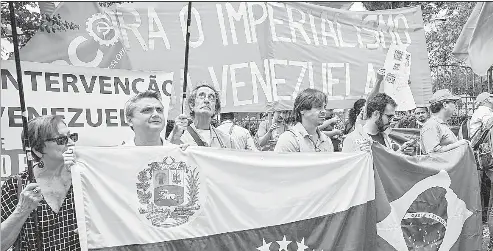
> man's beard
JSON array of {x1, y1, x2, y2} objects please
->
[{"x1": 376, "y1": 116, "x2": 389, "y2": 132}]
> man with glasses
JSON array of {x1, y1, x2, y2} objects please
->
[
  {"x1": 274, "y1": 88, "x2": 334, "y2": 152},
  {"x1": 343, "y1": 93, "x2": 399, "y2": 152},
  {"x1": 170, "y1": 84, "x2": 231, "y2": 148},
  {"x1": 420, "y1": 89, "x2": 469, "y2": 154}
]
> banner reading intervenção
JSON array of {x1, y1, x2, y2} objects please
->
[{"x1": 1, "y1": 60, "x2": 174, "y2": 181}]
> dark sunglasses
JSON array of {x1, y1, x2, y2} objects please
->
[{"x1": 45, "y1": 133, "x2": 78, "y2": 145}]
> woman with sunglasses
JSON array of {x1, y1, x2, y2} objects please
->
[{"x1": 1, "y1": 115, "x2": 80, "y2": 251}]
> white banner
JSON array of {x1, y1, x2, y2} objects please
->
[{"x1": 1, "y1": 60, "x2": 174, "y2": 179}]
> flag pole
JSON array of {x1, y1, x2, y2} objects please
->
[
  {"x1": 181, "y1": 2, "x2": 193, "y2": 114},
  {"x1": 8, "y1": 2, "x2": 42, "y2": 250}
]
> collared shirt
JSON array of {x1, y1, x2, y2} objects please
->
[
  {"x1": 342, "y1": 122, "x2": 393, "y2": 153},
  {"x1": 274, "y1": 122, "x2": 334, "y2": 152},
  {"x1": 178, "y1": 123, "x2": 232, "y2": 148},
  {"x1": 469, "y1": 106, "x2": 493, "y2": 138},
  {"x1": 420, "y1": 115, "x2": 458, "y2": 154},
  {"x1": 216, "y1": 120, "x2": 258, "y2": 151},
  {"x1": 122, "y1": 137, "x2": 169, "y2": 146}
]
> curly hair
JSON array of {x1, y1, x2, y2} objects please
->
[
  {"x1": 366, "y1": 93, "x2": 397, "y2": 118},
  {"x1": 344, "y1": 99, "x2": 366, "y2": 134},
  {"x1": 188, "y1": 84, "x2": 221, "y2": 118},
  {"x1": 293, "y1": 88, "x2": 327, "y2": 123}
]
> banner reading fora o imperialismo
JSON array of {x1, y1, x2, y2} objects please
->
[
  {"x1": 1, "y1": 60, "x2": 174, "y2": 180},
  {"x1": 20, "y1": 2, "x2": 433, "y2": 117}
]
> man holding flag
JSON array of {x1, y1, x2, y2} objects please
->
[{"x1": 170, "y1": 84, "x2": 231, "y2": 148}]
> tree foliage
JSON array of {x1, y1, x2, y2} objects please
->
[
  {"x1": 364, "y1": 2, "x2": 483, "y2": 94},
  {"x1": 1, "y1": 2, "x2": 79, "y2": 48}
]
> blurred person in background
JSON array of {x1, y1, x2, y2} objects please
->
[
  {"x1": 256, "y1": 110, "x2": 289, "y2": 151},
  {"x1": 217, "y1": 112, "x2": 258, "y2": 151}
]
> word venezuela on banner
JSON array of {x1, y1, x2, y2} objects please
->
[
  {"x1": 72, "y1": 147, "x2": 377, "y2": 250},
  {"x1": 106, "y1": 2, "x2": 433, "y2": 116},
  {"x1": 0, "y1": 60, "x2": 174, "y2": 181},
  {"x1": 372, "y1": 143, "x2": 481, "y2": 250},
  {"x1": 21, "y1": 2, "x2": 433, "y2": 117}
]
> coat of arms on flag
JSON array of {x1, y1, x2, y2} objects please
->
[{"x1": 136, "y1": 156, "x2": 201, "y2": 228}]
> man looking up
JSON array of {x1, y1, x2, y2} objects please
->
[{"x1": 170, "y1": 84, "x2": 231, "y2": 148}]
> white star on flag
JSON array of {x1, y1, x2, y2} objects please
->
[
  {"x1": 296, "y1": 238, "x2": 309, "y2": 250},
  {"x1": 278, "y1": 236, "x2": 291, "y2": 250},
  {"x1": 257, "y1": 238, "x2": 271, "y2": 251}
]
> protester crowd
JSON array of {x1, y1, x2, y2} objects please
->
[{"x1": 3, "y1": 68, "x2": 493, "y2": 250}]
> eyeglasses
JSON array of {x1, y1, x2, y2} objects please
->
[{"x1": 45, "y1": 133, "x2": 78, "y2": 145}]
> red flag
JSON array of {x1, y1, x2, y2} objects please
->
[{"x1": 19, "y1": 2, "x2": 131, "y2": 69}]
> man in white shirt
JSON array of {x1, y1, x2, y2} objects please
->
[
  {"x1": 170, "y1": 84, "x2": 231, "y2": 148},
  {"x1": 217, "y1": 112, "x2": 258, "y2": 151},
  {"x1": 122, "y1": 90, "x2": 169, "y2": 146}
]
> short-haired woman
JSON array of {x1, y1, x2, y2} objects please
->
[{"x1": 1, "y1": 115, "x2": 79, "y2": 251}]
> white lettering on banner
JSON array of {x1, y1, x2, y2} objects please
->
[
  {"x1": 148, "y1": 6, "x2": 170, "y2": 50},
  {"x1": 394, "y1": 14, "x2": 412, "y2": 45},
  {"x1": 180, "y1": 6, "x2": 204, "y2": 48},
  {"x1": 216, "y1": 4, "x2": 228, "y2": 46},
  {"x1": 267, "y1": 2, "x2": 291, "y2": 43},
  {"x1": 321, "y1": 18, "x2": 339, "y2": 47},
  {"x1": 289, "y1": 61, "x2": 308, "y2": 99},
  {"x1": 378, "y1": 14, "x2": 395, "y2": 48},
  {"x1": 345, "y1": 63, "x2": 351, "y2": 95},
  {"x1": 286, "y1": 6, "x2": 310, "y2": 44},
  {"x1": 68, "y1": 36, "x2": 104, "y2": 67},
  {"x1": 230, "y1": 63, "x2": 252, "y2": 106},
  {"x1": 353, "y1": 25, "x2": 364, "y2": 48},
  {"x1": 363, "y1": 27, "x2": 381, "y2": 49},
  {"x1": 250, "y1": 61, "x2": 272, "y2": 103},
  {"x1": 337, "y1": 22, "x2": 356, "y2": 48},
  {"x1": 246, "y1": 3, "x2": 267, "y2": 44},
  {"x1": 269, "y1": 59, "x2": 289, "y2": 101},
  {"x1": 208, "y1": 65, "x2": 229, "y2": 107},
  {"x1": 325, "y1": 63, "x2": 344, "y2": 96},
  {"x1": 308, "y1": 13, "x2": 319, "y2": 46},
  {"x1": 225, "y1": 2, "x2": 252, "y2": 45},
  {"x1": 308, "y1": 62, "x2": 315, "y2": 89},
  {"x1": 116, "y1": 6, "x2": 148, "y2": 51},
  {"x1": 109, "y1": 47, "x2": 126, "y2": 69}
]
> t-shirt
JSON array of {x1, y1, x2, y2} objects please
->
[
  {"x1": 368, "y1": 132, "x2": 387, "y2": 147},
  {"x1": 196, "y1": 129, "x2": 212, "y2": 145}
]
